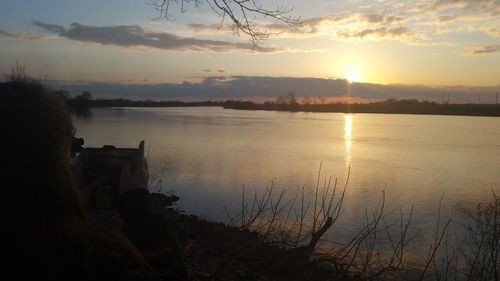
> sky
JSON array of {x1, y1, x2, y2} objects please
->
[{"x1": 0, "y1": 0, "x2": 499, "y2": 101}]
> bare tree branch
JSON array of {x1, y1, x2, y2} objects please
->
[{"x1": 150, "y1": 0, "x2": 300, "y2": 45}]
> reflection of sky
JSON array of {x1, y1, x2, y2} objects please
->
[
  {"x1": 73, "y1": 108, "x2": 500, "y2": 245},
  {"x1": 344, "y1": 114, "x2": 352, "y2": 166}
]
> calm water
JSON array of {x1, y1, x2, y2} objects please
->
[{"x1": 73, "y1": 107, "x2": 500, "y2": 240}]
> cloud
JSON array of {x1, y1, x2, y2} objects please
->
[
  {"x1": 434, "y1": 10, "x2": 497, "y2": 24},
  {"x1": 187, "y1": 11, "x2": 405, "y2": 38},
  {"x1": 201, "y1": 68, "x2": 228, "y2": 73},
  {"x1": 338, "y1": 27, "x2": 412, "y2": 40},
  {"x1": 481, "y1": 26, "x2": 500, "y2": 37},
  {"x1": 31, "y1": 21, "x2": 281, "y2": 53},
  {"x1": 186, "y1": 14, "x2": 349, "y2": 36},
  {"x1": 430, "y1": 0, "x2": 500, "y2": 24},
  {"x1": 0, "y1": 29, "x2": 20, "y2": 38},
  {"x1": 0, "y1": 29, "x2": 45, "y2": 40},
  {"x1": 52, "y1": 76, "x2": 500, "y2": 103},
  {"x1": 362, "y1": 13, "x2": 404, "y2": 24},
  {"x1": 187, "y1": 23, "x2": 222, "y2": 32},
  {"x1": 458, "y1": 25, "x2": 500, "y2": 38},
  {"x1": 471, "y1": 45, "x2": 500, "y2": 54},
  {"x1": 434, "y1": 0, "x2": 499, "y2": 10},
  {"x1": 31, "y1": 21, "x2": 66, "y2": 34},
  {"x1": 435, "y1": 15, "x2": 457, "y2": 23},
  {"x1": 184, "y1": 1, "x2": 496, "y2": 48}
]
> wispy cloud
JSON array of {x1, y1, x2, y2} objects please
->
[
  {"x1": 0, "y1": 29, "x2": 20, "y2": 38},
  {"x1": 337, "y1": 27, "x2": 412, "y2": 40},
  {"x1": 201, "y1": 68, "x2": 227, "y2": 73},
  {"x1": 479, "y1": 26, "x2": 500, "y2": 37},
  {"x1": 471, "y1": 45, "x2": 500, "y2": 55},
  {"x1": 433, "y1": 0, "x2": 499, "y2": 11},
  {"x1": 428, "y1": 0, "x2": 500, "y2": 25},
  {"x1": 0, "y1": 29, "x2": 45, "y2": 40},
  {"x1": 362, "y1": 13, "x2": 404, "y2": 24},
  {"x1": 187, "y1": 11, "x2": 405, "y2": 38},
  {"x1": 31, "y1": 21, "x2": 281, "y2": 53},
  {"x1": 183, "y1": 0, "x2": 498, "y2": 47}
]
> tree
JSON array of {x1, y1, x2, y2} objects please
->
[
  {"x1": 73, "y1": 91, "x2": 93, "y2": 101},
  {"x1": 81, "y1": 90, "x2": 92, "y2": 101},
  {"x1": 71, "y1": 90, "x2": 93, "y2": 109},
  {"x1": 276, "y1": 91, "x2": 298, "y2": 105},
  {"x1": 150, "y1": 0, "x2": 300, "y2": 44},
  {"x1": 318, "y1": 96, "x2": 326, "y2": 105},
  {"x1": 53, "y1": 90, "x2": 70, "y2": 100}
]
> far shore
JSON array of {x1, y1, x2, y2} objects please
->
[
  {"x1": 222, "y1": 100, "x2": 500, "y2": 117},
  {"x1": 67, "y1": 97, "x2": 500, "y2": 117}
]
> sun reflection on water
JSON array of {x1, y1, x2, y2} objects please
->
[{"x1": 344, "y1": 114, "x2": 353, "y2": 166}]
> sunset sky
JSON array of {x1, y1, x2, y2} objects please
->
[{"x1": 0, "y1": 0, "x2": 499, "y2": 101}]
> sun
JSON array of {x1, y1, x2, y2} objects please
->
[{"x1": 343, "y1": 66, "x2": 362, "y2": 83}]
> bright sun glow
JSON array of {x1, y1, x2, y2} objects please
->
[{"x1": 343, "y1": 67, "x2": 362, "y2": 83}]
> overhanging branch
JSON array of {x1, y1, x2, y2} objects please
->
[{"x1": 150, "y1": 0, "x2": 301, "y2": 45}]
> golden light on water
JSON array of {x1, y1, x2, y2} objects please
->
[
  {"x1": 344, "y1": 114, "x2": 352, "y2": 137},
  {"x1": 344, "y1": 114, "x2": 353, "y2": 166}
]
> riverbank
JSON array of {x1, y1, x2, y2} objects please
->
[
  {"x1": 90, "y1": 193, "x2": 353, "y2": 280},
  {"x1": 149, "y1": 191, "x2": 499, "y2": 281},
  {"x1": 90, "y1": 189, "x2": 499, "y2": 281},
  {"x1": 148, "y1": 193, "x2": 354, "y2": 281}
]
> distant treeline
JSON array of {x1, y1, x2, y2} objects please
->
[
  {"x1": 70, "y1": 98, "x2": 223, "y2": 108},
  {"x1": 56, "y1": 90, "x2": 223, "y2": 110},
  {"x1": 59, "y1": 90, "x2": 500, "y2": 117},
  {"x1": 223, "y1": 98, "x2": 500, "y2": 117}
]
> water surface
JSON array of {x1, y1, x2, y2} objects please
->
[{"x1": 74, "y1": 107, "x2": 500, "y2": 239}]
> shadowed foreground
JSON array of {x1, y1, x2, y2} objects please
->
[
  {"x1": 144, "y1": 193, "x2": 352, "y2": 281},
  {"x1": 163, "y1": 210, "x2": 350, "y2": 280},
  {"x1": 92, "y1": 188, "x2": 500, "y2": 281}
]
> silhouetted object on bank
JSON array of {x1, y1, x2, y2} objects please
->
[
  {"x1": 0, "y1": 80, "x2": 181, "y2": 280},
  {"x1": 71, "y1": 90, "x2": 93, "y2": 110}
]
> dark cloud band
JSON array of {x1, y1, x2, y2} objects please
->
[
  {"x1": 31, "y1": 21, "x2": 280, "y2": 53},
  {"x1": 53, "y1": 76, "x2": 500, "y2": 102}
]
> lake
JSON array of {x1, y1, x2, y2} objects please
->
[{"x1": 73, "y1": 107, "x2": 500, "y2": 242}]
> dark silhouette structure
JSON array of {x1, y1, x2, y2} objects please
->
[{"x1": 0, "y1": 80, "x2": 179, "y2": 280}]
